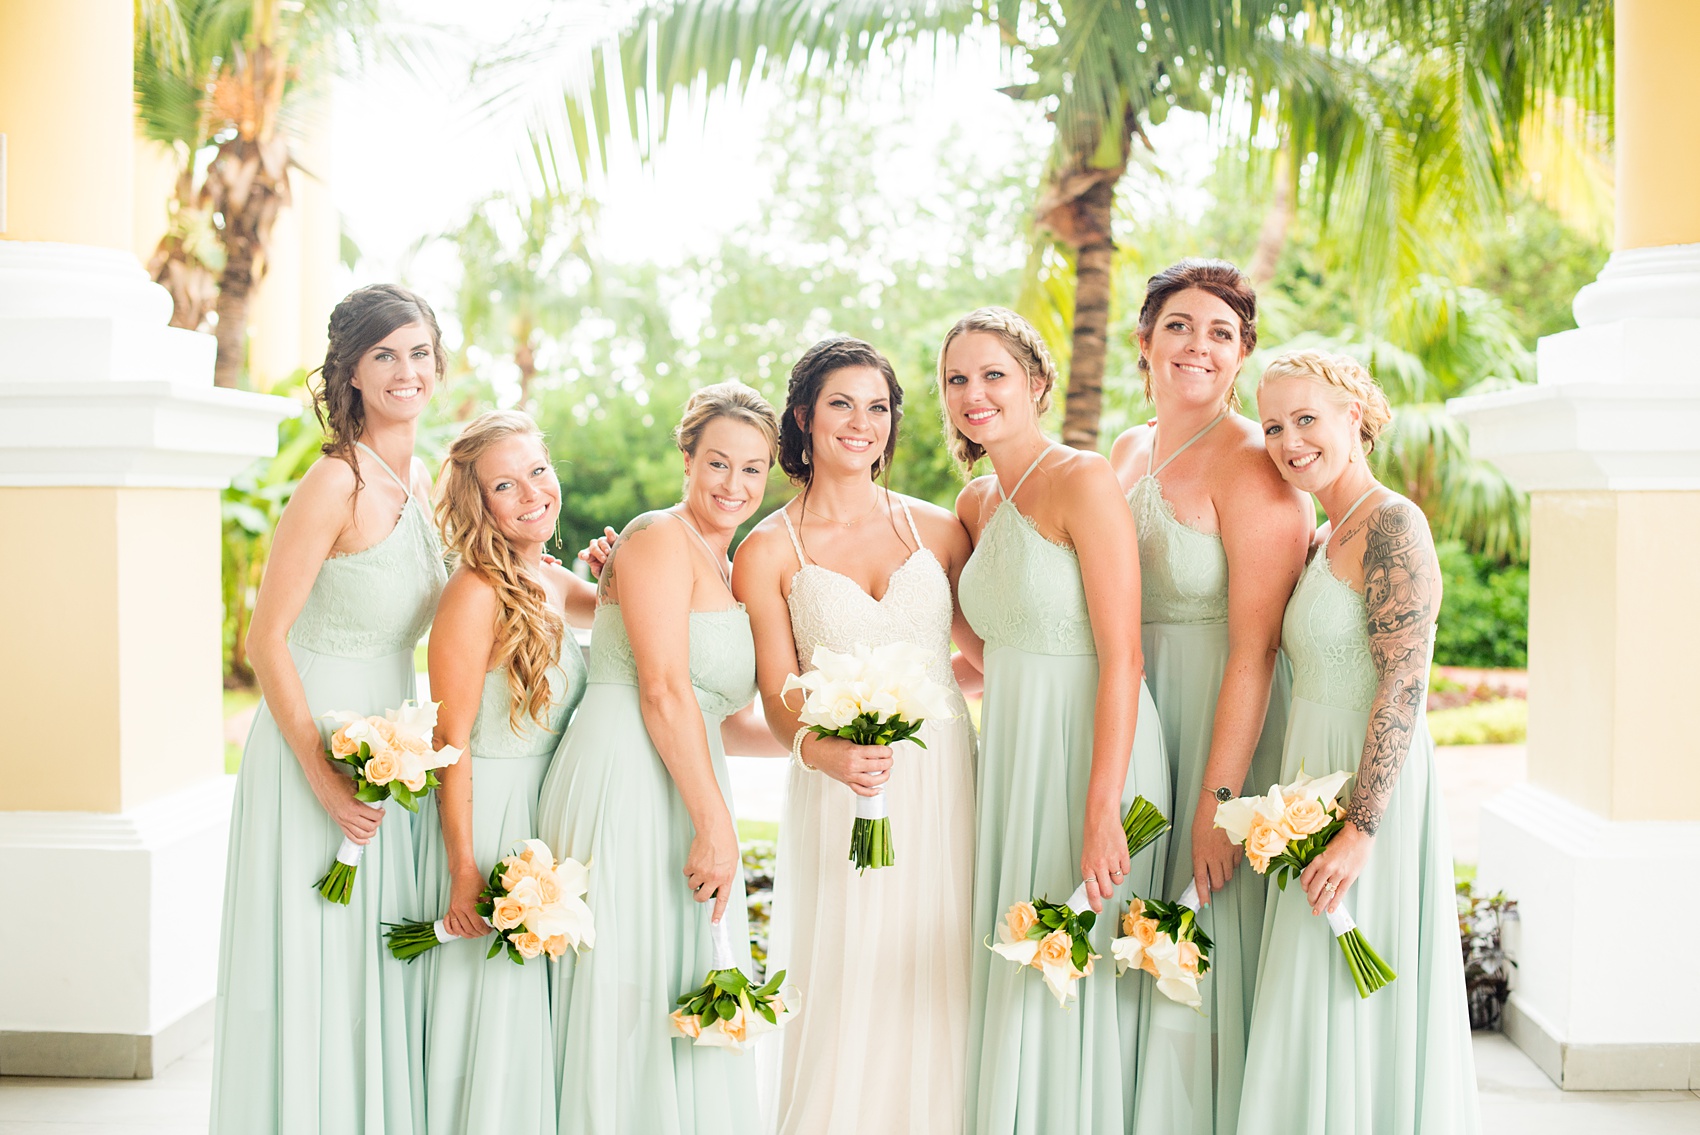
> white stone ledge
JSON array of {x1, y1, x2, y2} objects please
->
[{"x1": 1573, "y1": 242, "x2": 1700, "y2": 326}]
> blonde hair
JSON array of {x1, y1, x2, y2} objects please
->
[
  {"x1": 674, "y1": 381, "x2": 780, "y2": 461},
  {"x1": 935, "y1": 307, "x2": 1060, "y2": 473},
  {"x1": 435, "y1": 410, "x2": 565, "y2": 733},
  {"x1": 1257, "y1": 348, "x2": 1393, "y2": 454}
]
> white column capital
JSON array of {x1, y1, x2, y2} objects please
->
[{"x1": 1572, "y1": 243, "x2": 1700, "y2": 326}]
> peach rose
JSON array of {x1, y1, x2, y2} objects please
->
[
  {"x1": 363, "y1": 750, "x2": 399, "y2": 786},
  {"x1": 499, "y1": 856, "x2": 532, "y2": 891},
  {"x1": 535, "y1": 872, "x2": 562, "y2": 905},
  {"x1": 490, "y1": 894, "x2": 528, "y2": 931},
  {"x1": 510, "y1": 931, "x2": 544, "y2": 959},
  {"x1": 1176, "y1": 939, "x2": 1202, "y2": 975},
  {"x1": 1006, "y1": 901, "x2": 1039, "y2": 943},
  {"x1": 544, "y1": 934, "x2": 568, "y2": 958},
  {"x1": 1281, "y1": 797, "x2": 1330, "y2": 839},
  {"x1": 330, "y1": 727, "x2": 360, "y2": 759},
  {"x1": 1121, "y1": 899, "x2": 1146, "y2": 934},
  {"x1": 717, "y1": 1007, "x2": 749, "y2": 1046},
  {"x1": 1244, "y1": 814, "x2": 1288, "y2": 873},
  {"x1": 1034, "y1": 929, "x2": 1073, "y2": 972},
  {"x1": 670, "y1": 1008, "x2": 702, "y2": 1039}
]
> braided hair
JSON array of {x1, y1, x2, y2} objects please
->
[
  {"x1": 935, "y1": 307, "x2": 1060, "y2": 474},
  {"x1": 310, "y1": 284, "x2": 446, "y2": 492},
  {"x1": 1257, "y1": 348, "x2": 1394, "y2": 454}
]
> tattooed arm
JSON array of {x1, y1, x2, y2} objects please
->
[{"x1": 1301, "y1": 497, "x2": 1440, "y2": 913}]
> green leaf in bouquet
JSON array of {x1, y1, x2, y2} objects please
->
[
  {"x1": 354, "y1": 782, "x2": 387, "y2": 804},
  {"x1": 1070, "y1": 938, "x2": 1092, "y2": 971},
  {"x1": 756, "y1": 1000, "x2": 778, "y2": 1025},
  {"x1": 754, "y1": 968, "x2": 785, "y2": 997},
  {"x1": 486, "y1": 938, "x2": 504, "y2": 960},
  {"x1": 716, "y1": 996, "x2": 738, "y2": 1021},
  {"x1": 1077, "y1": 910, "x2": 1096, "y2": 933},
  {"x1": 715, "y1": 968, "x2": 749, "y2": 994}
]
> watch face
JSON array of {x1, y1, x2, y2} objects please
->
[{"x1": 1215, "y1": 787, "x2": 1233, "y2": 802}]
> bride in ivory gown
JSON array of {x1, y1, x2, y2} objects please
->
[{"x1": 733, "y1": 336, "x2": 980, "y2": 1135}]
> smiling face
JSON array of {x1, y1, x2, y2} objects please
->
[
  {"x1": 350, "y1": 322, "x2": 437, "y2": 424},
  {"x1": 1138, "y1": 287, "x2": 1247, "y2": 410},
  {"x1": 1257, "y1": 375, "x2": 1364, "y2": 493},
  {"x1": 475, "y1": 432, "x2": 560, "y2": 549},
  {"x1": 941, "y1": 331, "x2": 1041, "y2": 449},
  {"x1": 682, "y1": 415, "x2": 773, "y2": 534},
  {"x1": 804, "y1": 365, "x2": 894, "y2": 477}
]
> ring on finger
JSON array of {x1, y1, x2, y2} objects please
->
[{"x1": 1322, "y1": 881, "x2": 1337, "y2": 893}]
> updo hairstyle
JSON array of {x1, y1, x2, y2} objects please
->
[
  {"x1": 674, "y1": 381, "x2": 781, "y2": 463},
  {"x1": 1257, "y1": 348, "x2": 1394, "y2": 454},
  {"x1": 1135, "y1": 258, "x2": 1258, "y2": 411},
  {"x1": 310, "y1": 283, "x2": 446, "y2": 491},
  {"x1": 778, "y1": 336, "x2": 903, "y2": 485},
  {"x1": 935, "y1": 307, "x2": 1060, "y2": 473}
]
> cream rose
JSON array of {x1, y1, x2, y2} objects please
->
[
  {"x1": 490, "y1": 894, "x2": 528, "y2": 931},
  {"x1": 1006, "y1": 901, "x2": 1039, "y2": 942},
  {"x1": 1281, "y1": 797, "x2": 1330, "y2": 839},
  {"x1": 499, "y1": 856, "x2": 533, "y2": 891},
  {"x1": 363, "y1": 750, "x2": 399, "y2": 786},
  {"x1": 670, "y1": 1008, "x2": 702, "y2": 1039},
  {"x1": 330, "y1": 727, "x2": 361, "y2": 759},
  {"x1": 544, "y1": 934, "x2": 568, "y2": 958},
  {"x1": 1176, "y1": 939, "x2": 1202, "y2": 975},
  {"x1": 1034, "y1": 928, "x2": 1073, "y2": 972},
  {"x1": 1244, "y1": 814, "x2": 1289, "y2": 873},
  {"x1": 510, "y1": 931, "x2": 544, "y2": 959}
]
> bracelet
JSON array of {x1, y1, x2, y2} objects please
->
[{"x1": 790, "y1": 727, "x2": 816, "y2": 773}]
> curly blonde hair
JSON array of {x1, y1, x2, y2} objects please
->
[
  {"x1": 435, "y1": 411, "x2": 565, "y2": 733},
  {"x1": 1257, "y1": 348, "x2": 1393, "y2": 455},
  {"x1": 935, "y1": 307, "x2": 1060, "y2": 473}
]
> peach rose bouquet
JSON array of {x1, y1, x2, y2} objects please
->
[
  {"x1": 384, "y1": 838, "x2": 594, "y2": 964},
  {"x1": 1111, "y1": 883, "x2": 1213, "y2": 1008},
  {"x1": 668, "y1": 916, "x2": 798, "y2": 1052},
  {"x1": 315, "y1": 702, "x2": 462, "y2": 904},
  {"x1": 1213, "y1": 770, "x2": 1397, "y2": 997},
  {"x1": 986, "y1": 796, "x2": 1172, "y2": 1007},
  {"x1": 781, "y1": 641, "x2": 958, "y2": 872}
]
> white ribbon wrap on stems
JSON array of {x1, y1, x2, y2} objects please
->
[
  {"x1": 1065, "y1": 882, "x2": 1091, "y2": 912},
  {"x1": 432, "y1": 919, "x2": 455, "y2": 945},
  {"x1": 334, "y1": 838, "x2": 364, "y2": 867},
  {"x1": 1325, "y1": 903, "x2": 1357, "y2": 936},
  {"x1": 709, "y1": 916, "x2": 736, "y2": 971},
  {"x1": 853, "y1": 788, "x2": 888, "y2": 821},
  {"x1": 1177, "y1": 881, "x2": 1201, "y2": 912}
]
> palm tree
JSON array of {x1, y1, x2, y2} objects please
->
[
  {"x1": 134, "y1": 0, "x2": 399, "y2": 388},
  {"x1": 512, "y1": 0, "x2": 1611, "y2": 450}
]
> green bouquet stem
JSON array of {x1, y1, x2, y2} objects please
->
[
  {"x1": 384, "y1": 918, "x2": 458, "y2": 962},
  {"x1": 1122, "y1": 796, "x2": 1170, "y2": 858},
  {"x1": 1325, "y1": 905, "x2": 1397, "y2": 998},
  {"x1": 313, "y1": 837, "x2": 365, "y2": 904},
  {"x1": 849, "y1": 790, "x2": 893, "y2": 873}
]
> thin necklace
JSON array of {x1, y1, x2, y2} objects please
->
[{"x1": 804, "y1": 487, "x2": 885, "y2": 528}]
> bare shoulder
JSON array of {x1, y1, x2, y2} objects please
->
[
  {"x1": 437, "y1": 563, "x2": 499, "y2": 620},
  {"x1": 617, "y1": 509, "x2": 686, "y2": 550},
  {"x1": 1218, "y1": 418, "x2": 1307, "y2": 509},
  {"x1": 899, "y1": 493, "x2": 972, "y2": 557},
  {"x1": 1364, "y1": 494, "x2": 1435, "y2": 550},
  {"x1": 955, "y1": 475, "x2": 998, "y2": 527},
  {"x1": 1050, "y1": 445, "x2": 1120, "y2": 496},
  {"x1": 1108, "y1": 420, "x2": 1156, "y2": 469},
  {"x1": 732, "y1": 511, "x2": 792, "y2": 571},
  {"x1": 287, "y1": 452, "x2": 361, "y2": 525}
]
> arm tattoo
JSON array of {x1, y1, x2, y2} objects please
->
[
  {"x1": 595, "y1": 513, "x2": 663, "y2": 602},
  {"x1": 1346, "y1": 501, "x2": 1437, "y2": 836}
]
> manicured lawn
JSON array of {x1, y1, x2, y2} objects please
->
[{"x1": 1428, "y1": 698, "x2": 1527, "y2": 746}]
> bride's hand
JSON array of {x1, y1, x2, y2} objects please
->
[{"x1": 801, "y1": 735, "x2": 892, "y2": 797}]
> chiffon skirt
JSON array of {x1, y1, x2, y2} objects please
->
[
  {"x1": 769, "y1": 702, "x2": 976, "y2": 1135},
  {"x1": 964, "y1": 647, "x2": 1170, "y2": 1135},
  {"x1": 537, "y1": 682, "x2": 758, "y2": 1135},
  {"x1": 416, "y1": 753, "x2": 555, "y2": 1135},
  {"x1": 1237, "y1": 699, "x2": 1478, "y2": 1135},
  {"x1": 1133, "y1": 623, "x2": 1290, "y2": 1135},
  {"x1": 210, "y1": 643, "x2": 425, "y2": 1135}
]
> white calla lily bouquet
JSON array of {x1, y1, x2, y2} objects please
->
[
  {"x1": 316, "y1": 701, "x2": 461, "y2": 903},
  {"x1": 781, "y1": 642, "x2": 957, "y2": 872}
]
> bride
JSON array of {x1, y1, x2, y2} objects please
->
[{"x1": 733, "y1": 336, "x2": 981, "y2": 1135}]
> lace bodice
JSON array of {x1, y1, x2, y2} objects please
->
[
  {"x1": 289, "y1": 491, "x2": 446, "y2": 659},
  {"x1": 469, "y1": 644, "x2": 588, "y2": 761},
  {"x1": 959, "y1": 502, "x2": 1095, "y2": 657},
  {"x1": 1282, "y1": 553, "x2": 1378, "y2": 711},
  {"x1": 781, "y1": 504, "x2": 960, "y2": 693},
  {"x1": 585, "y1": 603, "x2": 757, "y2": 720},
  {"x1": 1128, "y1": 477, "x2": 1229, "y2": 626}
]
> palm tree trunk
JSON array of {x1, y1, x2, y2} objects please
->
[
  {"x1": 1062, "y1": 178, "x2": 1115, "y2": 450},
  {"x1": 213, "y1": 234, "x2": 258, "y2": 389}
]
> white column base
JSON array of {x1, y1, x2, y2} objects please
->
[
  {"x1": 0, "y1": 776, "x2": 234, "y2": 1078},
  {"x1": 1477, "y1": 783, "x2": 1700, "y2": 1090}
]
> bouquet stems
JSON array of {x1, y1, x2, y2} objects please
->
[
  {"x1": 1123, "y1": 796, "x2": 1170, "y2": 858},
  {"x1": 1325, "y1": 905, "x2": 1397, "y2": 998},
  {"x1": 848, "y1": 791, "x2": 893, "y2": 872},
  {"x1": 384, "y1": 918, "x2": 457, "y2": 962},
  {"x1": 313, "y1": 837, "x2": 364, "y2": 905}
]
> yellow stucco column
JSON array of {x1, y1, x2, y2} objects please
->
[{"x1": 1448, "y1": 0, "x2": 1700, "y2": 1092}]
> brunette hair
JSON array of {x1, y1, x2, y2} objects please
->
[
  {"x1": 310, "y1": 284, "x2": 446, "y2": 491},
  {"x1": 675, "y1": 382, "x2": 780, "y2": 461},
  {"x1": 1135, "y1": 259, "x2": 1258, "y2": 410},
  {"x1": 1257, "y1": 348, "x2": 1394, "y2": 454},
  {"x1": 435, "y1": 411, "x2": 563, "y2": 732},
  {"x1": 778, "y1": 336, "x2": 903, "y2": 485},
  {"x1": 935, "y1": 307, "x2": 1060, "y2": 474}
]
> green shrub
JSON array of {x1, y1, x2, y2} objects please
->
[
  {"x1": 1434, "y1": 541, "x2": 1528, "y2": 669},
  {"x1": 1428, "y1": 698, "x2": 1528, "y2": 745}
]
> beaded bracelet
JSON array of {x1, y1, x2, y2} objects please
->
[{"x1": 790, "y1": 727, "x2": 816, "y2": 773}]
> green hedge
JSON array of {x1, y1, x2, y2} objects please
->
[{"x1": 1434, "y1": 542, "x2": 1528, "y2": 669}]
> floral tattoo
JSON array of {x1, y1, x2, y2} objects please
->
[{"x1": 1346, "y1": 500, "x2": 1437, "y2": 836}]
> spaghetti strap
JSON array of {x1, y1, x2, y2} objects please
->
[
  {"x1": 897, "y1": 496, "x2": 924, "y2": 548},
  {"x1": 779, "y1": 507, "x2": 809, "y2": 568},
  {"x1": 671, "y1": 512, "x2": 734, "y2": 596},
  {"x1": 1150, "y1": 411, "x2": 1228, "y2": 478},
  {"x1": 1336, "y1": 485, "x2": 1380, "y2": 530},
  {"x1": 356, "y1": 442, "x2": 414, "y2": 496},
  {"x1": 1000, "y1": 444, "x2": 1055, "y2": 502}
]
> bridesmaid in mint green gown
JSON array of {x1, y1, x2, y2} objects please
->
[
  {"x1": 941, "y1": 309, "x2": 1170, "y2": 1135},
  {"x1": 211, "y1": 286, "x2": 448, "y2": 1135},
  {"x1": 537, "y1": 383, "x2": 782, "y2": 1135},
  {"x1": 416, "y1": 412, "x2": 597, "y2": 1135},
  {"x1": 1240, "y1": 349, "x2": 1478, "y2": 1134},
  {"x1": 1109, "y1": 261, "x2": 1311, "y2": 1135}
]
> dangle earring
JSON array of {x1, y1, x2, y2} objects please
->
[{"x1": 802, "y1": 444, "x2": 811, "y2": 466}]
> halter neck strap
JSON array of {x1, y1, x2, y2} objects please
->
[
  {"x1": 779, "y1": 506, "x2": 808, "y2": 568},
  {"x1": 1148, "y1": 411, "x2": 1228, "y2": 478},
  {"x1": 673, "y1": 512, "x2": 733, "y2": 596},
  {"x1": 356, "y1": 442, "x2": 413, "y2": 496},
  {"x1": 1336, "y1": 485, "x2": 1380, "y2": 530},
  {"x1": 999, "y1": 444, "x2": 1055, "y2": 502}
]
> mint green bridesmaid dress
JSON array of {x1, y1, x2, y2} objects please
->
[
  {"x1": 1127, "y1": 415, "x2": 1290, "y2": 1135},
  {"x1": 1237, "y1": 495, "x2": 1478, "y2": 1135},
  {"x1": 958, "y1": 448, "x2": 1170, "y2": 1135},
  {"x1": 211, "y1": 444, "x2": 446, "y2": 1135},
  {"x1": 537, "y1": 599, "x2": 759, "y2": 1135},
  {"x1": 416, "y1": 646, "x2": 588, "y2": 1135}
]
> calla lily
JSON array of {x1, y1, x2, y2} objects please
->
[
  {"x1": 1040, "y1": 962, "x2": 1085, "y2": 1006},
  {"x1": 1285, "y1": 768, "x2": 1351, "y2": 808},
  {"x1": 991, "y1": 936, "x2": 1040, "y2": 968}
]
